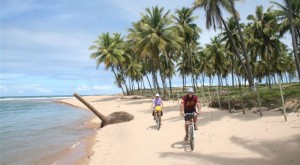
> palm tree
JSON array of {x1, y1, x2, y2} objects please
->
[
  {"x1": 177, "y1": 54, "x2": 190, "y2": 91},
  {"x1": 220, "y1": 17, "x2": 245, "y2": 87},
  {"x1": 193, "y1": 0, "x2": 255, "y2": 91},
  {"x1": 247, "y1": 5, "x2": 283, "y2": 88},
  {"x1": 159, "y1": 53, "x2": 176, "y2": 98},
  {"x1": 114, "y1": 73, "x2": 126, "y2": 95},
  {"x1": 128, "y1": 6, "x2": 182, "y2": 94},
  {"x1": 123, "y1": 56, "x2": 143, "y2": 94},
  {"x1": 173, "y1": 7, "x2": 201, "y2": 91},
  {"x1": 205, "y1": 36, "x2": 228, "y2": 109},
  {"x1": 271, "y1": 0, "x2": 300, "y2": 81},
  {"x1": 89, "y1": 32, "x2": 126, "y2": 93}
]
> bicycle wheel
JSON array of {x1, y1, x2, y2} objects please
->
[
  {"x1": 189, "y1": 126, "x2": 194, "y2": 150},
  {"x1": 155, "y1": 114, "x2": 160, "y2": 130}
]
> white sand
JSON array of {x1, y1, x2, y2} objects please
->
[{"x1": 60, "y1": 95, "x2": 300, "y2": 165}]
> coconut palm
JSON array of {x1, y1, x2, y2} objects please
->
[
  {"x1": 193, "y1": 0, "x2": 255, "y2": 91},
  {"x1": 173, "y1": 7, "x2": 201, "y2": 91},
  {"x1": 219, "y1": 17, "x2": 245, "y2": 87},
  {"x1": 271, "y1": 0, "x2": 300, "y2": 81},
  {"x1": 247, "y1": 5, "x2": 283, "y2": 88},
  {"x1": 114, "y1": 73, "x2": 126, "y2": 95},
  {"x1": 205, "y1": 36, "x2": 229, "y2": 109},
  {"x1": 128, "y1": 6, "x2": 182, "y2": 94},
  {"x1": 123, "y1": 55, "x2": 143, "y2": 94},
  {"x1": 89, "y1": 32, "x2": 126, "y2": 93},
  {"x1": 177, "y1": 53, "x2": 190, "y2": 91},
  {"x1": 159, "y1": 53, "x2": 176, "y2": 98}
]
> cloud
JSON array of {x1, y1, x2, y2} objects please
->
[
  {"x1": 1, "y1": 27, "x2": 93, "y2": 49},
  {"x1": 0, "y1": 73, "x2": 26, "y2": 80},
  {"x1": 0, "y1": 86, "x2": 8, "y2": 94},
  {"x1": 93, "y1": 85, "x2": 112, "y2": 90},
  {"x1": 0, "y1": 0, "x2": 42, "y2": 18},
  {"x1": 103, "y1": 0, "x2": 194, "y2": 22},
  {"x1": 76, "y1": 84, "x2": 90, "y2": 91},
  {"x1": 0, "y1": 83, "x2": 52, "y2": 96},
  {"x1": 76, "y1": 84, "x2": 113, "y2": 92},
  {"x1": 28, "y1": 84, "x2": 52, "y2": 93}
]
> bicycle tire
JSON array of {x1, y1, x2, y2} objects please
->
[
  {"x1": 190, "y1": 126, "x2": 194, "y2": 150},
  {"x1": 156, "y1": 114, "x2": 160, "y2": 130},
  {"x1": 158, "y1": 116, "x2": 161, "y2": 130}
]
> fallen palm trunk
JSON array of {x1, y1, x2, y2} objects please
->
[{"x1": 73, "y1": 93, "x2": 134, "y2": 128}]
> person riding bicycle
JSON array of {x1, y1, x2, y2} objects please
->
[
  {"x1": 151, "y1": 93, "x2": 164, "y2": 123},
  {"x1": 180, "y1": 87, "x2": 201, "y2": 141}
]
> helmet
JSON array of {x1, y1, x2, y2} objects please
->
[
  {"x1": 187, "y1": 87, "x2": 194, "y2": 93},
  {"x1": 155, "y1": 93, "x2": 160, "y2": 97}
]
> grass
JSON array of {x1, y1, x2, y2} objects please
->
[{"x1": 131, "y1": 82, "x2": 300, "y2": 112}]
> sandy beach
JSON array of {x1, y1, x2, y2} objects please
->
[{"x1": 59, "y1": 95, "x2": 300, "y2": 165}]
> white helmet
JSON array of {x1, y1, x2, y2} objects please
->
[
  {"x1": 187, "y1": 87, "x2": 194, "y2": 93},
  {"x1": 155, "y1": 93, "x2": 160, "y2": 97}
]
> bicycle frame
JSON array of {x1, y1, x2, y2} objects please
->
[
  {"x1": 184, "y1": 113, "x2": 196, "y2": 150},
  {"x1": 154, "y1": 110, "x2": 162, "y2": 130}
]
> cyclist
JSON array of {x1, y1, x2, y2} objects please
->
[
  {"x1": 151, "y1": 93, "x2": 164, "y2": 124},
  {"x1": 180, "y1": 87, "x2": 201, "y2": 141}
]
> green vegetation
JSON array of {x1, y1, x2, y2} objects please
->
[{"x1": 131, "y1": 83, "x2": 300, "y2": 112}]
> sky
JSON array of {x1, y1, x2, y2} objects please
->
[{"x1": 0, "y1": 0, "x2": 289, "y2": 97}]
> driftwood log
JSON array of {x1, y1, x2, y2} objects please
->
[{"x1": 73, "y1": 93, "x2": 134, "y2": 128}]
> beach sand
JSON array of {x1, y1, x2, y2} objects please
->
[{"x1": 59, "y1": 95, "x2": 300, "y2": 165}]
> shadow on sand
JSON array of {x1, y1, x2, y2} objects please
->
[{"x1": 159, "y1": 134, "x2": 300, "y2": 165}]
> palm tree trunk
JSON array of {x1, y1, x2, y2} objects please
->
[
  {"x1": 112, "y1": 67, "x2": 127, "y2": 95},
  {"x1": 238, "y1": 77, "x2": 246, "y2": 114},
  {"x1": 228, "y1": 0, "x2": 255, "y2": 90},
  {"x1": 231, "y1": 61, "x2": 235, "y2": 87},
  {"x1": 168, "y1": 77, "x2": 173, "y2": 99},
  {"x1": 124, "y1": 79, "x2": 130, "y2": 95},
  {"x1": 145, "y1": 73, "x2": 154, "y2": 95},
  {"x1": 159, "y1": 70, "x2": 167, "y2": 96},
  {"x1": 73, "y1": 93, "x2": 109, "y2": 125},
  {"x1": 277, "y1": 74, "x2": 287, "y2": 121},
  {"x1": 152, "y1": 70, "x2": 161, "y2": 94},
  {"x1": 225, "y1": 78, "x2": 232, "y2": 113},
  {"x1": 120, "y1": 85, "x2": 125, "y2": 95},
  {"x1": 182, "y1": 76, "x2": 185, "y2": 92},
  {"x1": 216, "y1": 82, "x2": 222, "y2": 110},
  {"x1": 287, "y1": 0, "x2": 300, "y2": 81}
]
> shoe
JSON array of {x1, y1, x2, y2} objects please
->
[
  {"x1": 194, "y1": 125, "x2": 198, "y2": 130},
  {"x1": 184, "y1": 135, "x2": 189, "y2": 141}
]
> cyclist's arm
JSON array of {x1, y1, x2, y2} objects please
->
[
  {"x1": 180, "y1": 99, "x2": 184, "y2": 115},
  {"x1": 196, "y1": 98, "x2": 201, "y2": 113},
  {"x1": 151, "y1": 100, "x2": 154, "y2": 108}
]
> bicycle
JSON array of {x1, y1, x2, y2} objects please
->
[
  {"x1": 184, "y1": 112, "x2": 197, "y2": 151},
  {"x1": 154, "y1": 106, "x2": 162, "y2": 130}
]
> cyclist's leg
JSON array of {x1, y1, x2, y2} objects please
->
[
  {"x1": 152, "y1": 109, "x2": 155, "y2": 120},
  {"x1": 193, "y1": 110, "x2": 198, "y2": 130},
  {"x1": 158, "y1": 111, "x2": 162, "y2": 126},
  {"x1": 184, "y1": 115, "x2": 189, "y2": 140}
]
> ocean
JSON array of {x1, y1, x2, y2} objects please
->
[{"x1": 0, "y1": 96, "x2": 95, "y2": 165}]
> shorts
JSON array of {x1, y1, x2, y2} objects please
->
[
  {"x1": 152, "y1": 110, "x2": 163, "y2": 116},
  {"x1": 184, "y1": 109, "x2": 196, "y2": 121}
]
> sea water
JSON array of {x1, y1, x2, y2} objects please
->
[{"x1": 0, "y1": 96, "x2": 94, "y2": 165}]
